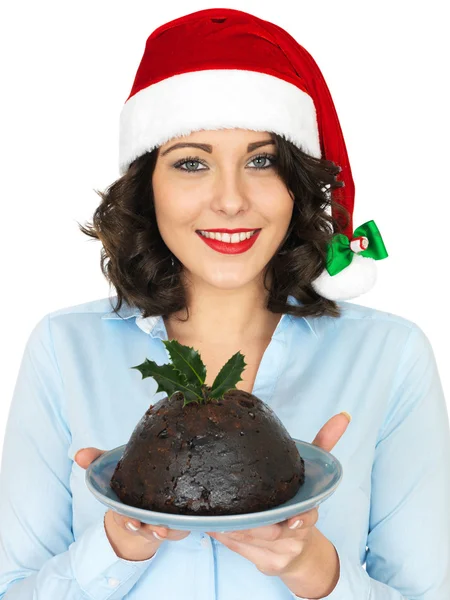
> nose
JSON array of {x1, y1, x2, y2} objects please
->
[{"x1": 210, "y1": 171, "x2": 250, "y2": 216}]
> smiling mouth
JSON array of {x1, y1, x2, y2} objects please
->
[
  {"x1": 195, "y1": 229, "x2": 262, "y2": 255},
  {"x1": 196, "y1": 229, "x2": 261, "y2": 243}
]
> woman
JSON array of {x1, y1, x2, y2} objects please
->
[{"x1": 1, "y1": 7, "x2": 449, "y2": 600}]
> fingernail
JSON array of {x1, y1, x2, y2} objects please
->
[
  {"x1": 153, "y1": 531, "x2": 165, "y2": 540},
  {"x1": 288, "y1": 519, "x2": 303, "y2": 530},
  {"x1": 219, "y1": 531, "x2": 226, "y2": 533},
  {"x1": 74, "y1": 450, "x2": 82, "y2": 462},
  {"x1": 125, "y1": 521, "x2": 139, "y2": 532},
  {"x1": 340, "y1": 411, "x2": 352, "y2": 423}
]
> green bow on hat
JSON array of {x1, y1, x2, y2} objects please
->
[{"x1": 326, "y1": 220, "x2": 388, "y2": 276}]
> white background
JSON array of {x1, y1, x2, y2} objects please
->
[{"x1": 1, "y1": 1, "x2": 449, "y2": 464}]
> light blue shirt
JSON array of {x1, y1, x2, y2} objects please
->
[{"x1": 1, "y1": 294, "x2": 449, "y2": 600}]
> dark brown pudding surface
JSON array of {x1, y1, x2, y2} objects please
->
[{"x1": 110, "y1": 389, "x2": 305, "y2": 516}]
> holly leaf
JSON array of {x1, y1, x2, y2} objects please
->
[
  {"x1": 131, "y1": 359, "x2": 202, "y2": 404},
  {"x1": 162, "y1": 340, "x2": 206, "y2": 390},
  {"x1": 209, "y1": 351, "x2": 247, "y2": 400}
]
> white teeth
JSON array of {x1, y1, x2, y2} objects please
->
[{"x1": 199, "y1": 230, "x2": 258, "y2": 243}]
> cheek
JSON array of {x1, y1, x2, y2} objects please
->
[
  {"x1": 259, "y1": 193, "x2": 294, "y2": 233},
  {"x1": 153, "y1": 197, "x2": 204, "y2": 261},
  {"x1": 152, "y1": 168, "x2": 201, "y2": 229},
  {"x1": 154, "y1": 192, "x2": 199, "y2": 236}
]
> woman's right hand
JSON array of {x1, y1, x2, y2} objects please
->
[{"x1": 75, "y1": 447, "x2": 191, "y2": 562}]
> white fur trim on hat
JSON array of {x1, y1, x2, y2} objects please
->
[
  {"x1": 311, "y1": 254, "x2": 377, "y2": 301},
  {"x1": 119, "y1": 69, "x2": 321, "y2": 175}
]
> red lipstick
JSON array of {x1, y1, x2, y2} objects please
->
[{"x1": 196, "y1": 229, "x2": 261, "y2": 254}]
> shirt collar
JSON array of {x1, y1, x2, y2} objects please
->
[
  {"x1": 101, "y1": 295, "x2": 316, "y2": 339},
  {"x1": 101, "y1": 300, "x2": 161, "y2": 338}
]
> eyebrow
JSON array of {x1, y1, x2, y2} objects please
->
[{"x1": 160, "y1": 139, "x2": 275, "y2": 156}]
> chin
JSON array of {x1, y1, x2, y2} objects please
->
[{"x1": 194, "y1": 267, "x2": 261, "y2": 291}]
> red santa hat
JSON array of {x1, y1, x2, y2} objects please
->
[{"x1": 118, "y1": 7, "x2": 388, "y2": 301}]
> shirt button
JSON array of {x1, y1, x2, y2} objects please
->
[
  {"x1": 107, "y1": 577, "x2": 120, "y2": 588},
  {"x1": 201, "y1": 536, "x2": 210, "y2": 548}
]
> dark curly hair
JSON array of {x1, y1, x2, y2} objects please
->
[{"x1": 77, "y1": 132, "x2": 350, "y2": 321}]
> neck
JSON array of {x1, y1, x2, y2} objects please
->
[{"x1": 164, "y1": 273, "x2": 282, "y2": 344}]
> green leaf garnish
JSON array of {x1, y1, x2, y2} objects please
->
[
  {"x1": 131, "y1": 359, "x2": 202, "y2": 405},
  {"x1": 162, "y1": 340, "x2": 206, "y2": 388},
  {"x1": 131, "y1": 342, "x2": 247, "y2": 407},
  {"x1": 209, "y1": 351, "x2": 247, "y2": 400}
]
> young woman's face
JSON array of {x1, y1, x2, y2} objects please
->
[{"x1": 152, "y1": 128, "x2": 294, "y2": 291}]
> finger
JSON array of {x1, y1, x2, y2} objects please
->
[
  {"x1": 212, "y1": 509, "x2": 319, "y2": 547},
  {"x1": 74, "y1": 447, "x2": 106, "y2": 469},
  {"x1": 209, "y1": 534, "x2": 298, "y2": 575},
  {"x1": 311, "y1": 412, "x2": 351, "y2": 452},
  {"x1": 211, "y1": 531, "x2": 307, "y2": 556},
  {"x1": 141, "y1": 523, "x2": 191, "y2": 541},
  {"x1": 208, "y1": 522, "x2": 283, "y2": 542},
  {"x1": 112, "y1": 512, "x2": 143, "y2": 535},
  {"x1": 212, "y1": 507, "x2": 318, "y2": 542},
  {"x1": 110, "y1": 509, "x2": 190, "y2": 542},
  {"x1": 112, "y1": 513, "x2": 170, "y2": 541},
  {"x1": 209, "y1": 508, "x2": 318, "y2": 544},
  {"x1": 285, "y1": 508, "x2": 318, "y2": 531},
  {"x1": 165, "y1": 529, "x2": 191, "y2": 541}
]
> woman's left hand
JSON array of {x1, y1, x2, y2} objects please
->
[
  {"x1": 208, "y1": 507, "x2": 319, "y2": 576},
  {"x1": 207, "y1": 411, "x2": 351, "y2": 579}
]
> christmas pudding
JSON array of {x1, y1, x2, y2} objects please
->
[{"x1": 110, "y1": 340, "x2": 305, "y2": 516}]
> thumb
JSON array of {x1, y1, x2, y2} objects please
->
[
  {"x1": 74, "y1": 447, "x2": 106, "y2": 470},
  {"x1": 311, "y1": 412, "x2": 351, "y2": 453}
]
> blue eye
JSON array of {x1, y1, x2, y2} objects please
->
[
  {"x1": 173, "y1": 156, "x2": 207, "y2": 173},
  {"x1": 173, "y1": 153, "x2": 277, "y2": 173},
  {"x1": 248, "y1": 153, "x2": 277, "y2": 170}
]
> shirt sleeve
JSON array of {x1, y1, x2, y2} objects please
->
[
  {"x1": 0, "y1": 314, "x2": 157, "y2": 600},
  {"x1": 289, "y1": 324, "x2": 450, "y2": 600}
]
